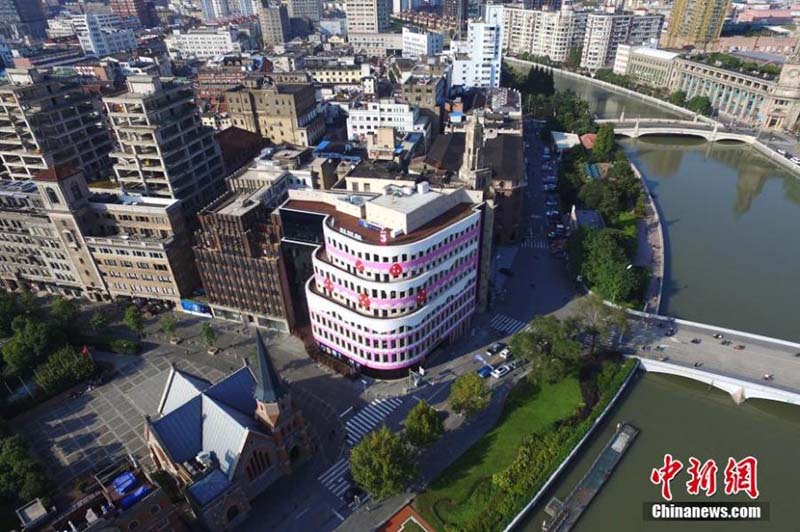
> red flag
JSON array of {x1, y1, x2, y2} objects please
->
[{"x1": 81, "y1": 345, "x2": 90, "y2": 357}]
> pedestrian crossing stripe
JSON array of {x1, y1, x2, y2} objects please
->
[
  {"x1": 521, "y1": 238, "x2": 548, "y2": 249},
  {"x1": 345, "y1": 397, "x2": 404, "y2": 446},
  {"x1": 490, "y1": 314, "x2": 531, "y2": 335}
]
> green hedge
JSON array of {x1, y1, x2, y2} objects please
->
[{"x1": 80, "y1": 335, "x2": 140, "y2": 355}]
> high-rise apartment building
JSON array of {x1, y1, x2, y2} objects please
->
[
  {"x1": 451, "y1": 5, "x2": 504, "y2": 89},
  {"x1": 258, "y1": 3, "x2": 290, "y2": 46},
  {"x1": 500, "y1": 3, "x2": 587, "y2": 63},
  {"x1": 402, "y1": 26, "x2": 444, "y2": 59},
  {"x1": 345, "y1": 0, "x2": 391, "y2": 35},
  {"x1": 443, "y1": 0, "x2": 467, "y2": 36},
  {"x1": 0, "y1": 0, "x2": 47, "y2": 39},
  {"x1": 0, "y1": 69, "x2": 112, "y2": 181},
  {"x1": 73, "y1": 14, "x2": 138, "y2": 56},
  {"x1": 581, "y1": 11, "x2": 663, "y2": 71},
  {"x1": 225, "y1": 75, "x2": 325, "y2": 146},
  {"x1": 287, "y1": 0, "x2": 321, "y2": 21},
  {"x1": 662, "y1": 0, "x2": 730, "y2": 50},
  {"x1": 201, "y1": 0, "x2": 231, "y2": 20},
  {"x1": 103, "y1": 76, "x2": 225, "y2": 213}
]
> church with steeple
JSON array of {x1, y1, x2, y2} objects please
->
[{"x1": 144, "y1": 332, "x2": 313, "y2": 531}]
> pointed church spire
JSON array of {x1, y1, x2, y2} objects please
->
[{"x1": 253, "y1": 331, "x2": 286, "y2": 404}]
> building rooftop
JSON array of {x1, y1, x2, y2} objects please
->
[
  {"x1": 484, "y1": 135, "x2": 524, "y2": 184},
  {"x1": 633, "y1": 47, "x2": 680, "y2": 61},
  {"x1": 34, "y1": 165, "x2": 81, "y2": 182}
]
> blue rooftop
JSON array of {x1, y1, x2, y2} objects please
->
[{"x1": 187, "y1": 469, "x2": 232, "y2": 507}]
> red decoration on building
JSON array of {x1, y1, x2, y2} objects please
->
[
  {"x1": 359, "y1": 293, "x2": 371, "y2": 309},
  {"x1": 416, "y1": 288, "x2": 427, "y2": 305},
  {"x1": 389, "y1": 263, "x2": 403, "y2": 277},
  {"x1": 324, "y1": 277, "x2": 334, "y2": 292},
  {"x1": 355, "y1": 259, "x2": 365, "y2": 272}
]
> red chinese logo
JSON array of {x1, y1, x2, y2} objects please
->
[
  {"x1": 323, "y1": 277, "x2": 334, "y2": 292},
  {"x1": 686, "y1": 457, "x2": 718, "y2": 497},
  {"x1": 650, "y1": 454, "x2": 683, "y2": 501},
  {"x1": 355, "y1": 259, "x2": 365, "y2": 273},
  {"x1": 389, "y1": 263, "x2": 403, "y2": 277},
  {"x1": 651, "y1": 454, "x2": 760, "y2": 501},
  {"x1": 723, "y1": 456, "x2": 759, "y2": 499},
  {"x1": 358, "y1": 293, "x2": 371, "y2": 309}
]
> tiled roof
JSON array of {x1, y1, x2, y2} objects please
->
[
  {"x1": 187, "y1": 468, "x2": 232, "y2": 507},
  {"x1": 158, "y1": 367, "x2": 211, "y2": 415}
]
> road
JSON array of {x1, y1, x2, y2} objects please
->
[{"x1": 623, "y1": 317, "x2": 800, "y2": 392}]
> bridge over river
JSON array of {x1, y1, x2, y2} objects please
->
[
  {"x1": 618, "y1": 312, "x2": 800, "y2": 405},
  {"x1": 595, "y1": 118, "x2": 758, "y2": 143}
]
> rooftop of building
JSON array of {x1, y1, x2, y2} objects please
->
[
  {"x1": 283, "y1": 184, "x2": 480, "y2": 244},
  {"x1": 34, "y1": 165, "x2": 82, "y2": 182},
  {"x1": 425, "y1": 132, "x2": 465, "y2": 173},
  {"x1": 632, "y1": 47, "x2": 680, "y2": 61},
  {"x1": 87, "y1": 190, "x2": 180, "y2": 210},
  {"x1": 201, "y1": 186, "x2": 270, "y2": 218},
  {"x1": 485, "y1": 134, "x2": 524, "y2": 183}
]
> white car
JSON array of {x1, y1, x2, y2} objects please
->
[
  {"x1": 491, "y1": 365, "x2": 511, "y2": 379},
  {"x1": 499, "y1": 347, "x2": 512, "y2": 359}
]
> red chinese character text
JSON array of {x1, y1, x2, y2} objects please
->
[
  {"x1": 650, "y1": 453, "x2": 684, "y2": 501},
  {"x1": 724, "y1": 456, "x2": 760, "y2": 499},
  {"x1": 686, "y1": 457, "x2": 718, "y2": 496}
]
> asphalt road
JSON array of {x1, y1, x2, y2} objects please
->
[{"x1": 624, "y1": 318, "x2": 800, "y2": 392}]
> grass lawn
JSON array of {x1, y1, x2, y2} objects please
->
[
  {"x1": 609, "y1": 210, "x2": 639, "y2": 242},
  {"x1": 414, "y1": 376, "x2": 582, "y2": 531}
]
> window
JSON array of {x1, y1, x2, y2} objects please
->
[{"x1": 46, "y1": 188, "x2": 60, "y2": 204}]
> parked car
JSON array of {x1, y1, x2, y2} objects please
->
[
  {"x1": 169, "y1": 337, "x2": 183, "y2": 345},
  {"x1": 491, "y1": 365, "x2": 511, "y2": 379},
  {"x1": 791, "y1": 156, "x2": 800, "y2": 165},
  {"x1": 543, "y1": 184, "x2": 557, "y2": 192},
  {"x1": 499, "y1": 347, "x2": 512, "y2": 359},
  {"x1": 477, "y1": 365, "x2": 493, "y2": 379},
  {"x1": 507, "y1": 358, "x2": 525, "y2": 370},
  {"x1": 207, "y1": 347, "x2": 221, "y2": 355},
  {"x1": 487, "y1": 342, "x2": 507, "y2": 356},
  {"x1": 777, "y1": 148, "x2": 787, "y2": 156}
]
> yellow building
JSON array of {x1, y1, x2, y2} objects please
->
[{"x1": 662, "y1": 0, "x2": 731, "y2": 50}]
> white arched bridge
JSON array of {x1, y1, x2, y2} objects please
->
[{"x1": 596, "y1": 118, "x2": 757, "y2": 143}]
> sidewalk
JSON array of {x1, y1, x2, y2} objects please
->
[{"x1": 630, "y1": 163, "x2": 664, "y2": 314}]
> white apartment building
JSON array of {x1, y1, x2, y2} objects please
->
[
  {"x1": 402, "y1": 26, "x2": 444, "y2": 59},
  {"x1": 451, "y1": 4, "x2": 504, "y2": 89},
  {"x1": 500, "y1": 3, "x2": 587, "y2": 63},
  {"x1": 164, "y1": 27, "x2": 242, "y2": 59},
  {"x1": 345, "y1": 0, "x2": 391, "y2": 34},
  {"x1": 346, "y1": 99, "x2": 432, "y2": 141},
  {"x1": 581, "y1": 11, "x2": 663, "y2": 71},
  {"x1": 348, "y1": 32, "x2": 403, "y2": 56},
  {"x1": 73, "y1": 13, "x2": 137, "y2": 56},
  {"x1": 47, "y1": 17, "x2": 77, "y2": 39}
]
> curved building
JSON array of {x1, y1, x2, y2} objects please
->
[{"x1": 285, "y1": 182, "x2": 488, "y2": 378}]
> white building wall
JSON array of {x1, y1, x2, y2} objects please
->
[{"x1": 451, "y1": 5, "x2": 503, "y2": 89}]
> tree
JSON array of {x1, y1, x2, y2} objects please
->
[
  {"x1": 159, "y1": 314, "x2": 177, "y2": 337},
  {"x1": 668, "y1": 90, "x2": 686, "y2": 107},
  {"x1": 2, "y1": 316, "x2": 61, "y2": 375},
  {"x1": 564, "y1": 46, "x2": 582, "y2": 70},
  {"x1": 0, "y1": 291, "x2": 17, "y2": 337},
  {"x1": 123, "y1": 305, "x2": 144, "y2": 337},
  {"x1": 200, "y1": 322, "x2": 216, "y2": 347},
  {"x1": 50, "y1": 296, "x2": 78, "y2": 327},
  {"x1": 17, "y1": 289, "x2": 37, "y2": 316},
  {"x1": 573, "y1": 294, "x2": 629, "y2": 356},
  {"x1": 578, "y1": 180, "x2": 620, "y2": 219},
  {"x1": 448, "y1": 372, "x2": 488, "y2": 416},
  {"x1": 510, "y1": 315, "x2": 582, "y2": 371},
  {"x1": 686, "y1": 95, "x2": 712, "y2": 116},
  {"x1": 349, "y1": 426, "x2": 416, "y2": 500},
  {"x1": 89, "y1": 310, "x2": 107, "y2": 333},
  {"x1": 34, "y1": 345, "x2": 95, "y2": 393},
  {"x1": 593, "y1": 123, "x2": 616, "y2": 161},
  {"x1": 0, "y1": 434, "x2": 52, "y2": 503},
  {"x1": 581, "y1": 229, "x2": 639, "y2": 303},
  {"x1": 404, "y1": 400, "x2": 443, "y2": 447}
]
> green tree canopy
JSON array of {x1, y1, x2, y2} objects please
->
[
  {"x1": 686, "y1": 95, "x2": 712, "y2": 116},
  {"x1": 581, "y1": 229, "x2": 639, "y2": 303},
  {"x1": 578, "y1": 180, "x2": 620, "y2": 219},
  {"x1": 668, "y1": 90, "x2": 687, "y2": 107},
  {"x1": 573, "y1": 294, "x2": 629, "y2": 355},
  {"x1": 123, "y1": 306, "x2": 144, "y2": 337},
  {"x1": 593, "y1": 123, "x2": 616, "y2": 161},
  {"x1": 89, "y1": 310, "x2": 107, "y2": 333},
  {"x1": 0, "y1": 434, "x2": 52, "y2": 503},
  {"x1": 349, "y1": 426, "x2": 417, "y2": 500},
  {"x1": 49, "y1": 297, "x2": 78, "y2": 327},
  {"x1": 404, "y1": 400, "x2": 444, "y2": 447},
  {"x1": 2, "y1": 316, "x2": 63, "y2": 375},
  {"x1": 510, "y1": 316, "x2": 582, "y2": 381},
  {"x1": 0, "y1": 291, "x2": 17, "y2": 338},
  {"x1": 448, "y1": 372, "x2": 488, "y2": 416},
  {"x1": 159, "y1": 314, "x2": 177, "y2": 336},
  {"x1": 200, "y1": 322, "x2": 217, "y2": 347},
  {"x1": 34, "y1": 345, "x2": 95, "y2": 393}
]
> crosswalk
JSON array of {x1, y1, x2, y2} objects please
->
[
  {"x1": 345, "y1": 397, "x2": 404, "y2": 446},
  {"x1": 522, "y1": 237, "x2": 548, "y2": 249},
  {"x1": 490, "y1": 314, "x2": 530, "y2": 336},
  {"x1": 318, "y1": 457, "x2": 354, "y2": 500}
]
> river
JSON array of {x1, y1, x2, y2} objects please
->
[
  {"x1": 511, "y1": 68, "x2": 800, "y2": 531},
  {"x1": 553, "y1": 70, "x2": 800, "y2": 342}
]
